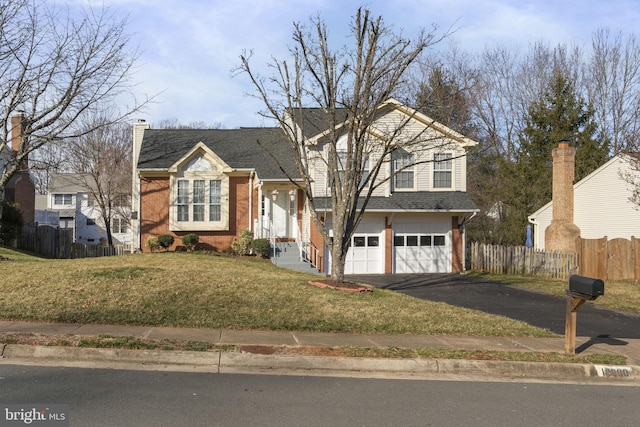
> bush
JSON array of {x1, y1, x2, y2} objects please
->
[
  {"x1": 146, "y1": 237, "x2": 160, "y2": 252},
  {"x1": 182, "y1": 233, "x2": 199, "y2": 251},
  {"x1": 0, "y1": 201, "x2": 23, "y2": 246},
  {"x1": 157, "y1": 234, "x2": 175, "y2": 251},
  {"x1": 231, "y1": 230, "x2": 253, "y2": 256},
  {"x1": 251, "y1": 238, "x2": 271, "y2": 259}
]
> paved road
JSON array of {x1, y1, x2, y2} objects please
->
[
  {"x1": 2, "y1": 365, "x2": 639, "y2": 426},
  {"x1": 348, "y1": 274, "x2": 640, "y2": 340}
]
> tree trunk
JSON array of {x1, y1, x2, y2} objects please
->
[{"x1": 329, "y1": 239, "x2": 347, "y2": 282}]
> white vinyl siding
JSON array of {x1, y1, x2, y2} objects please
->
[{"x1": 529, "y1": 156, "x2": 640, "y2": 249}]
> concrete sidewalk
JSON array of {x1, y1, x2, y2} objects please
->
[{"x1": 0, "y1": 320, "x2": 639, "y2": 382}]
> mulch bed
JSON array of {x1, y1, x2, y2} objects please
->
[{"x1": 307, "y1": 279, "x2": 372, "y2": 293}]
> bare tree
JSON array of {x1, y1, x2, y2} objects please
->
[
  {"x1": 239, "y1": 8, "x2": 453, "y2": 282},
  {"x1": 154, "y1": 118, "x2": 224, "y2": 129},
  {"x1": 66, "y1": 118, "x2": 132, "y2": 247},
  {"x1": 0, "y1": 0, "x2": 147, "y2": 199},
  {"x1": 28, "y1": 141, "x2": 71, "y2": 194},
  {"x1": 587, "y1": 29, "x2": 640, "y2": 154}
]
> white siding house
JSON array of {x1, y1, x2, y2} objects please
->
[
  {"x1": 46, "y1": 173, "x2": 131, "y2": 245},
  {"x1": 528, "y1": 155, "x2": 640, "y2": 249}
]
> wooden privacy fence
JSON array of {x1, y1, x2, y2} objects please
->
[
  {"x1": 469, "y1": 242, "x2": 578, "y2": 279},
  {"x1": 577, "y1": 237, "x2": 640, "y2": 281},
  {"x1": 19, "y1": 223, "x2": 130, "y2": 259}
]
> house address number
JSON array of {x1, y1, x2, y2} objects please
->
[{"x1": 594, "y1": 365, "x2": 634, "y2": 378}]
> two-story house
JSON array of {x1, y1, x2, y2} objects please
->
[
  {"x1": 44, "y1": 173, "x2": 131, "y2": 245},
  {"x1": 131, "y1": 99, "x2": 478, "y2": 274}
]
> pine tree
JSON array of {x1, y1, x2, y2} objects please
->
[{"x1": 499, "y1": 71, "x2": 609, "y2": 245}]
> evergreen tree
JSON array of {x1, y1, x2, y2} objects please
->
[
  {"x1": 415, "y1": 64, "x2": 478, "y2": 137},
  {"x1": 499, "y1": 71, "x2": 609, "y2": 245}
]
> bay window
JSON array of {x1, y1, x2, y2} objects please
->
[{"x1": 175, "y1": 179, "x2": 222, "y2": 223}]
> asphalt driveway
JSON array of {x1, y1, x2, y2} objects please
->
[{"x1": 346, "y1": 273, "x2": 640, "y2": 340}]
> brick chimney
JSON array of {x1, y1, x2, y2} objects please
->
[
  {"x1": 4, "y1": 112, "x2": 35, "y2": 224},
  {"x1": 544, "y1": 142, "x2": 580, "y2": 252},
  {"x1": 10, "y1": 112, "x2": 27, "y2": 170}
]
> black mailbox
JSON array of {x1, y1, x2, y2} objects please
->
[{"x1": 569, "y1": 275, "x2": 604, "y2": 298}]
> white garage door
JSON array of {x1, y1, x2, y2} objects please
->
[
  {"x1": 344, "y1": 218, "x2": 384, "y2": 274},
  {"x1": 394, "y1": 219, "x2": 451, "y2": 273}
]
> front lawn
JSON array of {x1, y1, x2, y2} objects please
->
[
  {"x1": 471, "y1": 272, "x2": 640, "y2": 315},
  {"x1": 0, "y1": 247, "x2": 552, "y2": 337}
]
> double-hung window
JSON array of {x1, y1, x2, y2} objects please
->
[
  {"x1": 393, "y1": 152, "x2": 415, "y2": 190},
  {"x1": 209, "y1": 180, "x2": 221, "y2": 221},
  {"x1": 111, "y1": 218, "x2": 127, "y2": 234},
  {"x1": 433, "y1": 153, "x2": 453, "y2": 189},
  {"x1": 331, "y1": 151, "x2": 370, "y2": 188},
  {"x1": 54, "y1": 194, "x2": 73, "y2": 206},
  {"x1": 177, "y1": 180, "x2": 190, "y2": 222},
  {"x1": 193, "y1": 180, "x2": 205, "y2": 221}
]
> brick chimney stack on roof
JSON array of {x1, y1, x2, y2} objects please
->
[{"x1": 544, "y1": 142, "x2": 581, "y2": 252}]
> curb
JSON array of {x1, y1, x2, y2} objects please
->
[
  {"x1": 1, "y1": 345, "x2": 220, "y2": 371},
  {"x1": 2, "y1": 344, "x2": 639, "y2": 382}
]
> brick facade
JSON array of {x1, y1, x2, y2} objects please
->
[{"x1": 139, "y1": 174, "x2": 257, "y2": 251}]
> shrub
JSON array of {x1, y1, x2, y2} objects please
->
[
  {"x1": 182, "y1": 233, "x2": 199, "y2": 251},
  {"x1": 157, "y1": 234, "x2": 175, "y2": 251},
  {"x1": 0, "y1": 201, "x2": 23, "y2": 246},
  {"x1": 251, "y1": 238, "x2": 271, "y2": 259},
  {"x1": 231, "y1": 230, "x2": 253, "y2": 256},
  {"x1": 146, "y1": 237, "x2": 160, "y2": 252}
]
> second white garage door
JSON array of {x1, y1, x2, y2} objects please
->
[{"x1": 394, "y1": 218, "x2": 451, "y2": 273}]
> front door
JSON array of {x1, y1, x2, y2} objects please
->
[{"x1": 271, "y1": 190, "x2": 296, "y2": 239}]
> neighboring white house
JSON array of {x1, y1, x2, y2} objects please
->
[
  {"x1": 43, "y1": 173, "x2": 131, "y2": 245},
  {"x1": 528, "y1": 154, "x2": 640, "y2": 250}
]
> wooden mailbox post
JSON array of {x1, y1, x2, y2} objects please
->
[{"x1": 564, "y1": 275, "x2": 605, "y2": 354}]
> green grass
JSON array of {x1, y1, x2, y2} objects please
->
[
  {"x1": 469, "y1": 272, "x2": 640, "y2": 315},
  {"x1": 1, "y1": 332, "x2": 625, "y2": 364},
  {"x1": 334, "y1": 346, "x2": 627, "y2": 365},
  {"x1": 0, "y1": 246, "x2": 552, "y2": 337}
]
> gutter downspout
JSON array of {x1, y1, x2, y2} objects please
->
[
  {"x1": 257, "y1": 182, "x2": 263, "y2": 238},
  {"x1": 528, "y1": 217, "x2": 539, "y2": 249},
  {"x1": 248, "y1": 171, "x2": 254, "y2": 232}
]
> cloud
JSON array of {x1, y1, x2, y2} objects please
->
[{"x1": 49, "y1": 0, "x2": 640, "y2": 127}]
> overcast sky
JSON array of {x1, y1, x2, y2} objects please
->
[{"x1": 66, "y1": 0, "x2": 640, "y2": 128}]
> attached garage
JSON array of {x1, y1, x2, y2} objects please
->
[
  {"x1": 394, "y1": 217, "x2": 451, "y2": 273},
  {"x1": 344, "y1": 218, "x2": 384, "y2": 274}
]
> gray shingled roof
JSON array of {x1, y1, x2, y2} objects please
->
[
  {"x1": 49, "y1": 173, "x2": 96, "y2": 193},
  {"x1": 312, "y1": 192, "x2": 478, "y2": 213},
  {"x1": 137, "y1": 128, "x2": 300, "y2": 180},
  {"x1": 290, "y1": 108, "x2": 349, "y2": 140}
]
